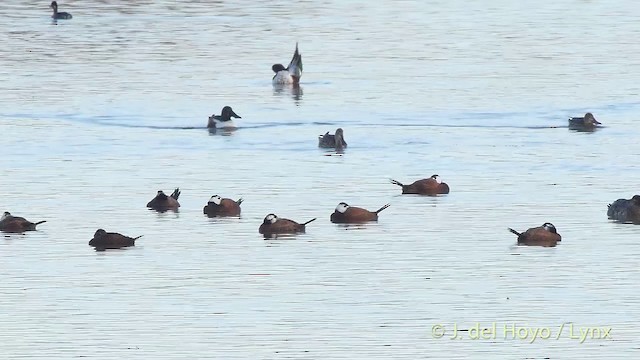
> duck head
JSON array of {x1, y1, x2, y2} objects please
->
[
  {"x1": 584, "y1": 113, "x2": 601, "y2": 126},
  {"x1": 542, "y1": 222, "x2": 557, "y2": 233},
  {"x1": 335, "y1": 202, "x2": 349, "y2": 213},
  {"x1": 272, "y1": 64, "x2": 286, "y2": 74},
  {"x1": 263, "y1": 214, "x2": 278, "y2": 224},
  {"x1": 209, "y1": 195, "x2": 222, "y2": 205}
]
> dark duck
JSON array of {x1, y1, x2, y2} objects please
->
[
  {"x1": 89, "y1": 229, "x2": 142, "y2": 250},
  {"x1": 607, "y1": 195, "x2": 640, "y2": 224},
  {"x1": 50, "y1": 1, "x2": 72, "y2": 20},
  {"x1": 318, "y1": 128, "x2": 347, "y2": 151}
]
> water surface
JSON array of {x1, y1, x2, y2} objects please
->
[{"x1": 1, "y1": 1, "x2": 639, "y2": 358}]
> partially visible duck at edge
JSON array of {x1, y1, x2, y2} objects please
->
[
  {"x1": 146, "y1": 188, "x2": 181, "y2": 212},
  {"x1": 0, "y1": 211, "x2": 46, "y2": 233},
  {"x1": 390, "y1": 174, "x2": 450, "y2": 195},
  {"x1": 508, "y1": 222, "x2": 561, "y2": 247},
  {"x1": 203, "y1": 195, "x2": 243, "y2": 217},
  {"x1": 330, "y1": 202, "x2": 390, "y2": 224},
  {"x1": 258, "y1": 213, "x2": 316, "y2": 237},
  {"x1": 208, "y1": 106, "x2": 241, "y2": 130},
  {"x1": 607, "y1": 195, "x2": 640, "y2": 224},
  {"x1": 318, "y1": 128, "x2": 347, "y2": 151},
  {"x1": 568, "y1": 112, "x2": 601, "y2": 130},
  {"x1": 272, "y1": 43, "x2": 303, "y2": 85},
  {"x1": 89, "y1": 229, "x2": 142, "y2": 251},
  {"x1": 50, "y1": 1, "x2": 72, "y2": 20}
]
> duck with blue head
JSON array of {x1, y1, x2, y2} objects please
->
[
  {"x1": 390, "y1": 175, "x2": 450, "y2": 195},
  {"x1": 607, "y1": 195, "x2": 640, "y2": 224},
  {"x1": 208, "y1": 106, "x2": 241, "y2": 130},
  {"x1": 258, "y1": 213, "x2": 316, "y2": 236},
  {"x1": 568, "y1": 112, "x2": 601, "y2": 130},
  {"x1": 203, "y1": 195, "x2": 244, "y2": 217},
  {"x1": 330, "y1": 202, "x2": 390, "y2": 224},
  {"x1": 146, "y1": 188, "x2": 181, "y2": 212},
  {"x1": 272, "y1": 43, "x2": 303, "y2": 85},
  {"x1": 0, "y1": 211, "x2": 46, "y2": 233},
  {"x1": 318, "y1": 128, "x2": 347, "y2": 151},
  {"x1": 508, "y1": 222, "x2": 561, "y2": 247},
  {"x1": 50, "y1": 1, "x2": 72, "y2": 20},
  {"x1": 89, "y1": 229, "x2": 142, "y2": 251}
]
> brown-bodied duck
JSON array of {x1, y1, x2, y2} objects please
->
[
  {"x1": 390, "y1": 174, "x2": 450, "y2": 195},
  {"x1": 330, "y1": 202, "x2": 390, "y2": 223},
  {"x1": 258, "y1": 213, "x2": 316, "y2": 236},
  {"x1": 146, "y1": 188, "x2": 181, "y2": 212},
  {"x1": 508, "y1": 222, "x2": 561, "y2": 247},
  {"x1": 0, "y1": 212, "x2": 46, "y2": 233},
  {"x1": 203, "y1": 195, "x2": 243, "y2": 217}
]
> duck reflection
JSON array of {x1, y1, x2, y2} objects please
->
[{"x1": 273, "y1": 84, "x2": 304, "y2": 103}]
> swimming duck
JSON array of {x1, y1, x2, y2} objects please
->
[
  {"x1": 208, "y1": 106, "x2": 241, "y2": 129},
  {"x1": 89, "y1": 229, "x2": 142, "y2": 250},
  {"x1": 50, "y1": 1, "x2": 72, "y2": 20},
  {"x1": 318, "y1": 128, "x2": 347, "y2": 151},
  {"x1": 146, "y1": 188, "x2": 181, "y2": 212},
  {"x1": 607, "y1": 195, "x2": 640, "y2": 223},
  {"x1": 258, "y1": 213, "x2": 316, "y2": 235},
  {"x1": 0, "y1": 211, "x2": 46, "y2": 233},
  {"x1": 390, "y1": 175, "x2": 450, "y2": 195},
  {"x1": 568, "y1": 112, "x2": 601, "y2": 129},
  {"x1": 330, "y1": 202, "x2": 391, "y2": 223},
  {"x1": 508, "y1": 222, "x2": 561, "y2": 247},
  {"x1": 272, "y1": 43, "x2": 303, "y2": 85},
  {"x1": 203, "y1": 195, "x2": 243, "y2": 217}
]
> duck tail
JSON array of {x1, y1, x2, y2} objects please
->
[
  {"x1": 390, "y1": 179, "x2": 404, "y2": 187},
  {"x1": 302, "y1": 218, "x2": 317, "y2": 226},
  {"x1": 375, "y1": 204, "x2": 391, "y2": 214},
  {"x1": 236, "y1": 198, "x2": 244, "y2": 205},
  {"x1": 133, "y1": 235, "x2": 144, "y2": 241},
  {"x1": 508, "y1": 228, "x2": 521, "y2": 236},
  {"x1": 34, "y1": 220, "x2": 47, "y2": 226},
  {"x1": 171, "y1": 188, "x2": 181, "y2": 200},
  {"x1": 288, "y1": 42, "x2": 303, "y2": 79}
]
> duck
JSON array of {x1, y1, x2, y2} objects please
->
[
  {"x1": 258, "y1": 213, "x2": 316, "y2": 236},
  {"x1": 0, "y1": 211, "x2": 46, "y2": 233},
  {"x1": 203, "y1": 195, "x2": 243, "y2": 217},
  {"x1": 390, "y1": 175, "x2": 450, "y2": 195},
  {"x1": 146, "y1": 188, "x2": 181, "y2": 212},
  {"x1": 318, "y1": 128, "x2": 347, "y2": 151},
  {"x1": 607, "y1": 195, "x2": 640, "y2": 224},
  {"x1": 208, "y1": 106, "x2": 241, "y2": 130},
  {"x1": 50, "y1": 1, "x2": 72, "y2": 20},
  {"x1": 568, "y1": 112, "x2": 601, "y2": 129},
  {"x1": 89, "y1": 229, "x2": 142, "y2": 250},
  {"x1": 330, "y1": 202, "x2": 391, "y2": 223},
  {"x1": 272, "y1": 43, "x2": 303, "y2": 85},
  {"x1": 508, "y1": 222, "x2": 561, "y2": 247}
]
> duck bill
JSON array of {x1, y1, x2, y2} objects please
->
[
  {"x1": 594, "y1": 120, "x2": 601, "y2": 125},
  {"x1": 231, "y1": 110, "x2": 241, "y2": 119}
]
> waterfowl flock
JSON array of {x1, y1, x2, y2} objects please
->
[{"x1": 2, "y1": 7, "x2": 628, "y2": 252}]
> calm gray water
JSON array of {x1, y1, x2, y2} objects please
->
[{"x1": 1, "y1": 0, "x2": 639, "y2": 358}]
